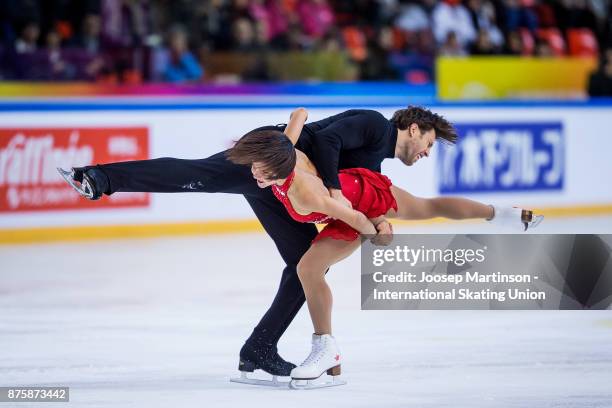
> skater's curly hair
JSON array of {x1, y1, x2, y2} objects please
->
[
  {"x1": 391, "y1": 106, "x2": 457, "y2": 144},
  {"x1": 227, "y1": 129, "x2": 296, "y2": 180}
]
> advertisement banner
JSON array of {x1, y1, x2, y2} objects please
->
[
  {"x1": 437, "y1": 122, "x2": 564, "y2": 194},
  {"x1": 0, "y1": 127, "x2": 149, "y2": 212},
  {"x1": 437, "y1": 57, "x2": 597, "y2": 99}
]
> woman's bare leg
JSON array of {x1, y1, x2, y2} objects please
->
[
  {"x1": 297, "y1": 238, "x2": 361, "y2": 335},
  {"x1": 385, "y1": 185, "x2": 494, "y2": 220}
]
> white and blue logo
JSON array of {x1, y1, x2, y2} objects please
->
[{"x1": 438, "y1": 123, "x2": 564, "y2": 194}]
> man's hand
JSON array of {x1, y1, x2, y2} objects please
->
[
  {"x1": 370, "y1": 219, "x2": 393, "y2": 246},
  {"x1": 329, "y1": 188, "x2": 352, "y2": 209}
]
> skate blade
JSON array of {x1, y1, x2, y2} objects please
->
[
  {"x1": 289, "y1": 376, "x2": 347, "y2": 390},
  {"x1": 57, "y1": 167, "x2": 94, "y2": 199},
  {"x1": 230, "y1": 372, "x2": 290, "y2": 388},
  {"x1": 523, "y1": 214, "x2": 544, "y2": 231}
]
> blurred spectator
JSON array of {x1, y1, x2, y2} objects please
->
[
  {"x1": 396, "y1": 0, "x2": 434, "y2": 32},
  {"x1": 439, "y1": 31, "x2": 468, "y2": 56},
  {"x1": 470, "y1": 29, "x2": 498, "y2": 55},
  {"x1": 432, "y1": 0, "x2": 477, "y2": 47},
  {"x1": 503, "y1": 30, "x2": 524, "y2": 55},
  {"x1": 534, "y1": 37, "x2": 554, "y2": 57},
  {"x1": 360, "y1": 26, "x2": 400, "y2": 80},
  {"x1": 232, "y1": 18, "x2": 258, "y2": 51},
  {"x1": 162, "y1": 26, "x2": 203, "y2": 83},
  {"x1": 502, "y1": 0, "x2": 538, "y2": 32},
  {"x1": 466, "y1": 0, "x2": 504, "y2": 48},
  {"x1": 297, "y1": 0, "x2": 334, "y2": 39},
  {"x1": 15, "y1": 22, "x2": 40, "y2": 54},
  {"x1": 45, "y1": 29, "x2": 76, "y2": 80},
  {"x1": 72, "y1": 14, "x2": 102, "y2": 53},
  {"x1": 395, "y1": 2, "x2": 431, "y2": 31},
  {"x1": 588, "y1": 47, "x2": 612, "y2": 96},
  {"x1": 102, "y1": 0, "x2": 152, "y2": 47}
]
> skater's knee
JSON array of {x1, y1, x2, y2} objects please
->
[{"x1": 296, "y1": 260, "x2": 325, "y2": 285}]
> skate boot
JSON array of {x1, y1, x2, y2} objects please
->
[
  {"x1": 230, "y1": 342, "x2": 296, "y2": 387},
  {"x1": 289, "y1": 334, "x2": 346, "y2": 390},
  {"x1": 57, "y1": 167, "x2": 109, "y2": 200},
  {"x1": 488, "y1": 206, "x2": 544, "y2": 231}
]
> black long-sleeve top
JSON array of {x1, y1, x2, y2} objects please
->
[{"x1": 295, "y1": 109, "x2": 398, "y2": 189}]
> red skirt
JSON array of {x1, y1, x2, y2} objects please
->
[{"x1": 314, "y1": 168, "x2": 397, "y2": 243}]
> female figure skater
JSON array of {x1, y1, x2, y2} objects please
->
[{"x1": 227, "y1": 108, "x2": 543, "y2": 385}]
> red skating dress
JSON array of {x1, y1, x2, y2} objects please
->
[{"x1": 271, "y1": 168, "x2": 398, "y2": 242}]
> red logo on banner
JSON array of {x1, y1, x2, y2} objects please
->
[{"x1": 0, "y1": 127, "x2": 150, "y2": 212}]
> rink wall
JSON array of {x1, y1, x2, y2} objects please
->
[{"x1": 1, "y1": 98, "x2": 612, "y2": 243}]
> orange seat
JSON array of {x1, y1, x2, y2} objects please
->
[
  {"x1": 342, "y1": 27, "x2": 367, "y2": 61},
  {"x1": 567, "y1": 28, "x2": 599, "y2": 57}
]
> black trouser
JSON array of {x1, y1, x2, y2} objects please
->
[{"x1": 88, "y1": 130, "x2": 318, "y2": 350}]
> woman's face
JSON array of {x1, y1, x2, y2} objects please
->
[{"x1": 251, "y1": 162, "x2": 281, "y2": 188}]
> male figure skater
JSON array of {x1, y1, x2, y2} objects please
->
[{"x1": 59, "y1": 107, "x2": 459, "y2": 383}]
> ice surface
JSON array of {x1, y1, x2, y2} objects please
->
[{"x1": 1, "y1": 217, "x2": 612, "y2": 407}]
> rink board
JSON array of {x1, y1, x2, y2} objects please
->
[{"x1": 0, "y1": 102, "x2": 611, "y2": 241}]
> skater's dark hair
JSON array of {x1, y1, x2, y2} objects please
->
[
  {"x1": 391, "y1": 106, "x2": 457, "y2": 144},
  {"x1": 227, "y1": 129, "x2": 296, "y2": 180}
]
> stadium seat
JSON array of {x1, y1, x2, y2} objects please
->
[
  {"x1": 342, "y1": 27, "x2": 367, "y2": 61},
  {"x1": 536, "y1": 28, "x2": 566, "y2": 56},
  {"x1": 567, "y1": 28, "x2": 599, "y2": 57}
]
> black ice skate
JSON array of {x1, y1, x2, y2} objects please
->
[
  {"x1": 230, "y1": 344, "x2": 296, "y2": 387},
  {"x1": 57, "y1": 167, "x2": 108, "y2": 200}
]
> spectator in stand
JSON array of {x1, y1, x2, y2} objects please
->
[
  {"x1": 69, "y1": 13, "x2": 107, "y2": 80},
  {"x1": 296, "y1": 0, "x2": 335, "y2": 40},
  {"x1": 45, "y1": 29, "x2": 76, "y2": 80},
  {"x1": 534, "y1": 37, "x2": 554, "y2": 56},
  {"x1": 72, "y1": 14, "x2": 102, "y2": 54},
  {"x1": 395, "y1": 0, "x2": 433, "y2": 32},
  {"x1": 320, "y1": 28, "x2": 342, "y2": 52},
  {"x1": 232, "y1": 18, "x2": 258, "y2": 51},
  {"x1": 15, "y1": 21, "x2": 40, "y2": 54},
  {"x1": 11, "y1": 21, "x2": 41, "y2": 79},
  {"x1": 502, "y1": 0, "x2": 538, "y2": 32},
  {"x1": 163, "y1": 25, "x2": 203, "y2": 83},
  {"x1": 588, "y1": 47, "x2": 612, "y2": 96},
  {"x1": 439, "y1": 31, "x2": 468, "y2": 56},
  {"x1": 503, "y1": 30, "x2": 524, "y2": 55},
  {"x1": 432, "y1": 0, "x2": 477, "y2": 48},
  {"x1": 101, "y1": 0, "x2": 152, "y2": 48},
  {"x1": 470, "y1": 28, "x2": 498, "y2": 54},
  {"x1": 360, "y1": 26, "x2": 400, "y2": 80},
  {"x1": 466, "y1": 0, "x2": 504, "y2": 49}
]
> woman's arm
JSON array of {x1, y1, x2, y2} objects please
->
[
  {"x1": 306, "y1": 194, "x2": 377, "y2": 235},
  {"x1": 284, "y1": 107, "x2": 308, "y2": 145}
]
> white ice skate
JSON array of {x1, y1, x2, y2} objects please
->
[
  {"x1": 488, "y1": 206, "x2": 544, "y2": 231},
  {"x1": 57, "y1": 167, "x2": 96, "y2": 199},
  {"x1": 289, "y1": 334, "x2": 346, "y2": 390}
]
